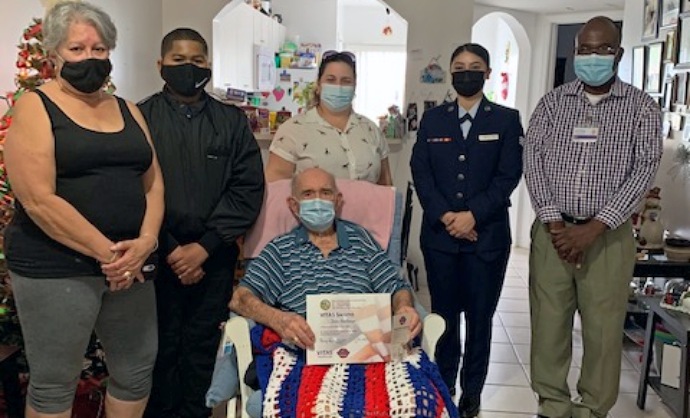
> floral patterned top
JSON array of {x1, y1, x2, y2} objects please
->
[{"x1": 269, "y1": 107, "x2": 390, "y2": 183}]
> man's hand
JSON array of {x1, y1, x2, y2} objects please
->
[
  {"x1": 551, "y1": 220, "x2": 607, "y2": 265},
  {"x1": 167, "y1": 243, "x2": 209, "y2": 285},
  {"x1": 395, "y1": 305, "x2": 422, "y2": 340},
  {"x1": 274, "y1": 311, "x2": 315, "y2": 350}
]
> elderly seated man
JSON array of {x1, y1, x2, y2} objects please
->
[{"x1": 230, "y1": 167, "x2": 457, "y2": 418}]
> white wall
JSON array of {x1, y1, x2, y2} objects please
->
[
  {"x1": 341, "y1": 5, "x2": 407, "y2": 46},
  {"x1": 619, "y1": 0, "x2": 644, "y2": 83},
  {"x1": 162, "y1": 0, "x2": 229, "y2": 52},
  {"x1": 106, "y1": 0, "x2": 163, "y2": 101},
  {"x1": 272, "y1": 0, "x2": 339, "y2": 49}
]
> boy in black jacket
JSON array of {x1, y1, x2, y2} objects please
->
[{"x1": 139, "y1": 28, "x2": 264, "y2": 418}]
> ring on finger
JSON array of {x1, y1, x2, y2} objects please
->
[
  {"x1": 123, "y1": 271, "x2": 133, "y2": 280},
  {"x1": 293, "y1": 336, "x2": 300, "y2": 344}
]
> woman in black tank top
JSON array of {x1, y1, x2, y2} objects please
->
[{"x1": 2, "y1": 2, "x2": 164, "y2": 416}]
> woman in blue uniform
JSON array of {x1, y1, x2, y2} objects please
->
[{"x1": 411, "y1": 43, "x2": 523, "y2": 418}]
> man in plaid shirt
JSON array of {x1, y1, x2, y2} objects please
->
[{"x1": 524, "y1": 16, "x2": 662, "y2": 418}]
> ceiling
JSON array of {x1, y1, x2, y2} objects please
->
[
  {"x1": 339, "y1": 0, "x2": 627, "y2": 15},
  {"x1": 475, "y1": 0, "x2": 625, "y2": 14}
]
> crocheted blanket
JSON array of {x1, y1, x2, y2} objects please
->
[{"x1": 252, "y1": 325, "x2": 458, "y2": 418}]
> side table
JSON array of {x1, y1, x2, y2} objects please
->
[
  {"x1": 637, "y1": 296, "x2": 690, "y2": 418},
  {"x1": 0, "y1": 344, "x2": 23, "y2": 418}
]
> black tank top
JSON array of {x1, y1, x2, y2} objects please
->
[{"x1": 4, "y1": 90, "x2": 153, "y2": 278}]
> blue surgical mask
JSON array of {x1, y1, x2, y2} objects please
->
[
  {"x1": 320, "y1": 84, "x2": 355, "y2": 112},
  {"x1": 573, "y1": 54, "x2": 616, "y2": 87},
  {"x1": 299, "y1": 199, "x2": 335, "y2": 232}
]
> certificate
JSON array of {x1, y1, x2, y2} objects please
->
[{"x1": 306, "y1": 293, "x2": 410, "y2": 365}]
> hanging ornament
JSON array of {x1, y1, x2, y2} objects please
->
[{"x1": 382, "y1": 7, "x2": 393, "y2": 36}]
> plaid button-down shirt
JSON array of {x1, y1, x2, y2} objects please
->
[{"x1": 524, "y1": 78, "x2": 663, "y2": 229}]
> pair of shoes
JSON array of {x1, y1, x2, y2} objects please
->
[{"x1": 458, "y1": 395, "x2": 480, "y2": 418}]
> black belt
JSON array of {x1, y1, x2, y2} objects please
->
[{"x1": 561, "y1": 213, "x2": 592, "y2": 225}]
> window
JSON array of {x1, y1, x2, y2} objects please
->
[{"x1": 346, "y1": 45, "x2": 406, "y2": 125}]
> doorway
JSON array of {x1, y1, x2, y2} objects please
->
[{"x1": 472, "y1": 12, "x2": 533, "y2": 248}]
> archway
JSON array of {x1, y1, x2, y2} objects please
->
[{"x1": 472, "y1": 12, "x2": 533, "y2": 248}]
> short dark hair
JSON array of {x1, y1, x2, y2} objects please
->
[
  {"x1": 318, "y1": 52, "x2": 356, "y2": 80},
  {"x1": 450, "y1": 43, "x2": 491, "y2": 68},
  {"x1": 161, "y1": 28, "x2": 208, "y2": 57}
]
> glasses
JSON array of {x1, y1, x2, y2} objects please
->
[
  {"x1": 322, "y1": 50, "x2": 356, "y2": 64},
  {"x1": 576, "y1": 45, "x2": 618, "y2": 55}
]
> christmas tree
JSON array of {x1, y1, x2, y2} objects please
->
[{"x1": 0, "y1": 17, "x2": 54, "y2": 349}]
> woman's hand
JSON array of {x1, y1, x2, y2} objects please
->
[
  {"x1": 101, "y1": 235, "x2": 157, "y2": 288},
  {"x1": 444, "y1": 211, "x2": 478, "y2": 241}
]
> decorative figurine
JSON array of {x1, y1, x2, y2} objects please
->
[{"x1": 636, "y1": 187, "x2": 665, "y2": 249}]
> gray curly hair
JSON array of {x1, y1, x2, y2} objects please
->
[{"x1": 43, "y1": 1, "x2": 117, "y2": 53}]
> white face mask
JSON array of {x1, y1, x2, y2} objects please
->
[{"x1": 320, "y1": 84, "x2": 355, "y2": 112}]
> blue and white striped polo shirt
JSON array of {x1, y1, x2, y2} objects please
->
[{"x1": 240, "y1": 219, "x2": 409, "y2": 316}]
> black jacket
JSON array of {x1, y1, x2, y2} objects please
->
[{"x1": 138, "y1": 90, "x2": 264, "y2": 256}]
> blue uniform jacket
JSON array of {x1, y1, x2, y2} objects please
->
[{"x1": 411, "y1": 98, "x2": 524, "y2": 254}]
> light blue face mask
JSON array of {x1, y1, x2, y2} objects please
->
[
  {"x1": 573, "y1": 54, "x2": 616, "y2": 87},
  {"x1": 299, "y1": 198, "x2": 335, "y2": 232},
  {"x1": 320, "y1": 84, "x2": 355, "y2": 112}
]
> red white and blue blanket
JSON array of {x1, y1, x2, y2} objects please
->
[{"x1": 252, "y1": 325, "x2": 458, "y2": 417}]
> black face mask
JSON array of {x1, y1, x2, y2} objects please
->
[
  {"x1": 161, "y1": 64, "x2": 211, "y2": 97},
  {"x1": 60, "y1": 58, "x2": 112, "y2": 94},
  {"x1": 452, "y1": 70, "x2": 486, "y2": 97}
]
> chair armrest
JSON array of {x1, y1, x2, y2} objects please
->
[
  {"x1": 421, "y1": 313, "x2": 446, "y2": 363},
  {"x1": 224, "y1": 316, "x2": 254, "y2": 418}
]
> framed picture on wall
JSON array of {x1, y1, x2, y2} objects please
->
[
  {"x1": 633, "y1": 45, "x2": 647, "y2": 89},
  {"x1": 646, "y1": 42, "x2": 665, "y2": 93},
  {"x1": 664, "y1": 86, "x2": 674, "y2": 110},
  {"x1": 644, "y1": 0, "x2": 660, "y2": 40},
  {"x1": 677, "y1": 16, "x2": 690, "y2": 67},
  {"x1": 662, "y1": 0, "x2": 681, "y2": 28},
  {"x1": 666, "y1": 30, "x2": 678, "y2": 62},
  {"x1": 676, "y1": 71, "x2": 688, "y2": 104}
]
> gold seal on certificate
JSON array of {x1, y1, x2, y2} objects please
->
[{"x1": 306, "y1": 293, "x2": 410, "y2": 365}]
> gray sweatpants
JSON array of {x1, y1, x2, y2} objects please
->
[{"x1": 10, "y1": 272, "x2": 158, "y2": 414}]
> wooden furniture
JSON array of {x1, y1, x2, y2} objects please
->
[
  {"x1": 0, "y1": 344, "x2": 23, "y2": 418},
  {"x1": 637, "y1": 296, "x2": 690, "y2": 418}
]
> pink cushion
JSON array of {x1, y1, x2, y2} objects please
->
[{"x1": 244, "y1": 179, "x2": 395, "y2": 258}]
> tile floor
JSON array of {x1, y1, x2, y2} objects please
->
[{"x1": 414, "y1": 247, "x2": 675, "y2": 418}]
